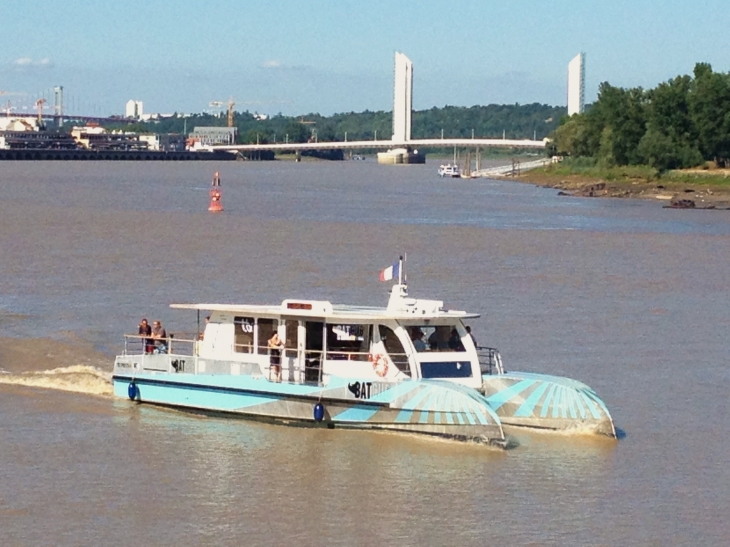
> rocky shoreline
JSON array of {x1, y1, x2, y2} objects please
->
[{"x1": 513, "y1": 169, "x2": 730, "y2": 209}]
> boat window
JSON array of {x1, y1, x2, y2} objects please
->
[
  {"x1": 234, "y1": 316, "x2": 254, "y2": 353},
  {"x1": 411, "y1": 325, "x2": 465, "y2": 352},
  {"x1": 285, "y1": 320, "x2": 298, "y2": 350},
  {"x1": 325, "y1": 324, "x2": 370, "y2": 361},
  {"x1": 257, "y1": 318, "x2": 277, "y2": 354},
  {"x1": 378, "y1": 325, "x2": 410, "y2": 376},
  {"x1": 420, "y1": 361, "x2": 473, "y2": 379}
]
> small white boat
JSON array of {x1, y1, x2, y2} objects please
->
[{"x1": 438, "y1": 164, "x2": 460, "y2": 177}]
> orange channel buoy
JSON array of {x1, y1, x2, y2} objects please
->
[{"x1": 208, "y1": 171, "x2": 223, "y2": 212}]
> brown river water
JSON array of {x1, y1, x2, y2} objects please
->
[{"x1": 1, "y1": 160, "x2": 729, "y2": 546}]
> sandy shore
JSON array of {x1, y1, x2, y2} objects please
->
[{"x1": 513, "y1": 168, "x2": 730, "y2": 209}]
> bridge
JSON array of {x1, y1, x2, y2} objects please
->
[
  {"x1": 211, "y1": 137, "x2": 547, "y2": 153},
  {"x1": 209, "y1": 52, "x2": 547, "y2": 158},
  {"x1": 0, "y1": 111, "x2": 125, "y2": 125}
]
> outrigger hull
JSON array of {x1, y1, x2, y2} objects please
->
[
  {"x1": 480, "y1": 372, "x2": 616, "y2": 437},
  {"x1": 113, "y1": 359, "x2": 507, "y2": 447}
]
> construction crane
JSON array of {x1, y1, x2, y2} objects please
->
[
  {"x1": 0, "y1": 91, "x2": 23, "y2": 114},
  {"x1": 209, "y1": 97, "x2": 235, "y2": 127},
  {"x1": 35, "y1": 98, "x2": 46, "y2": 125}
]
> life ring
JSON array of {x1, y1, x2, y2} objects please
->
[{"x1": 369, "y1": 353, "x2": 389, "y2": 378}]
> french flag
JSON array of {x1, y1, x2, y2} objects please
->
[{"x1": 379, "y1": 261, "x2": 400, "y2": 282}]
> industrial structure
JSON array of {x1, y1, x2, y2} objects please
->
[
  {"x1": 53, "y1": 86, "x2": 64, "y2": 126},
  {"x1": 567, "y1": 53, "x2": 586, "y2": 116},
  {"x1": 189, "y1": 126, "x2": 237, "y2": 146},
  {"x1": 210, "y1": 98, "x2": 236, "y2": 127}
]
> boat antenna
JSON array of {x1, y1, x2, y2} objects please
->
[{"x1": 399, "y1": 254, "x2": 405, "y2": 285}]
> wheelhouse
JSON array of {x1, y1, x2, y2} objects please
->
[{"x1": 165, "y1": 284, "x2": 489, "y2": 389}]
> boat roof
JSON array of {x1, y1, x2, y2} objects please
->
[{"x1": 170, "y1": 297, "x2": 479, "y2": 322}]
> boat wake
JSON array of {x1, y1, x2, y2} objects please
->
[{"x1": 0, "y1": 365, "x2": 113, "y2": 396}]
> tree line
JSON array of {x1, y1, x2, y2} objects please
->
[
  {"x1": 108, "y1": 103, "x2": 565, "y2": 146},
  {"x1": 550, "y1": 63, "x2": 730, "y2": 171}
]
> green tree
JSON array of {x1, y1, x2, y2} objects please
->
[
  {"x1": 587, "y1": 83, "x2": 647, "y2": 165},
  {"x1": 283, "y1": 121, "x2": 309, "y2": 143},
  {"x1": 689, "y1": 63, "x2": 730, "y2": 165},
  {"x1": 551, "y1": 115, "x2": 586, "y2": 156}
]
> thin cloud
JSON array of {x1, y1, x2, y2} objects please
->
[
  {"x1": 12, "y1": 57, "x2": 54, "y2": 68},
  {"x1": 258, "y1": 60, "x2": 309, "y2": 71}
]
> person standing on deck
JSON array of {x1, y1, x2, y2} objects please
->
[
  {"x1": 268, "y1": 332, "x2": 284, "y2": 382},
  {"x1": 138, "y1": 318, "x2": 153, "y2": 354},
  {"x1": 152, "y1": 320, "x2": 168, "y2": 354}
]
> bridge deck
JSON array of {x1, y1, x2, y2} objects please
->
[{"x1": 211, "y1": 138, "x2": 547, "y2": 152}]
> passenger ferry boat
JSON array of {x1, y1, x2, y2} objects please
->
[
  {"x1": 437, "y1": 164, "x2": 460, "y2": 177},
  {"x1": 113, "y1": 271, "x2": 615, "y2": 446}
]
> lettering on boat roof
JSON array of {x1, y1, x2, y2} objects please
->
[
  {"x1": 281, "y1": 299, "x2": 333, "y2": 314},
  {"x1": 286, "y1": 302, "x2": 312, "y2": 310}
]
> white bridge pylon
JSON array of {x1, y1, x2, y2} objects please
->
[{"x1": 392, "y1": 52, "x2": 413, "y2": 143}]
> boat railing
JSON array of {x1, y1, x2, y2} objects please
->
[
  {"x1": 123, "y1": 334, "x2": 198, "y2": 357},
  {"x1": 323, "y1": 349, "x2": 370, "y2": 361},
  {"x1": 477, "y1": 346, "x2": 505, "y2": 375},
  {"x1": 299, "y1": 349, "x2": 411, "y2": 381}
]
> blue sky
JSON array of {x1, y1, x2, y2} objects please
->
[{"x1": 1, "y1": 0, "x2": 729, "y2": 117}]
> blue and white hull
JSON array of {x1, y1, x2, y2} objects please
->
[
  {"x1": 113, "y1": 360, "x2": 507, "y2": 447},
  {"x1": 480, "y1": 372, "x2": 616, "y2": 437}
]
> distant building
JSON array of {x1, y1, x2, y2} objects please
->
[
  {"x1": 567, "y1": 53, "x2": 586, "y2": 116},
  {"x1": 139, "y1": 133, "x2": 186, "y2": 152},
  {"x1": 0, "y1": 117, "x2": 38, "y2": 132},
  {"x1": 190, "y1": 126, "x2": 236, "y2": 146},
  {"x1": 72, "y1": 126, "x2": 147, "y2": 151},
  {"x1": 0, "y1": 130, "x2": 78, "y2": 150},
  {"x1": 392, "y1": 52, "x2": 413, "y2": 143},
  {"x1": 125, "y1": 100, "x2": 144, "y2": 120},
  {"x1": 70, "y1": 125, "x2": 105, "y2": 148}
]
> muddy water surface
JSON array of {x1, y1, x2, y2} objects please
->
[{"x1": 1, "y1": 160, "x2": 729, "y2": 546}]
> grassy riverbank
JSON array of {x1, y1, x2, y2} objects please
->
[{"x1": 516, "y1": 159, "x2": 730, "y2": 208}]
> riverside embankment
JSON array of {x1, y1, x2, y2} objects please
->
[{"x1": 514, "y1": 163, "x2": 730, "y2": 209}]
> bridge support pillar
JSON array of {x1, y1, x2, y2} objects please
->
[
  {"x1": 476, "y1": 147, "x2": 481, "y2": 172},
  {"x1": 295, "y1": 151, "x2": 301, "y2": 162}
]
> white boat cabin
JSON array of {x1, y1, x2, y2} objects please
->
[
  {"x1": 173, "y1": 285, "x2": 487, "y2": 389},
  {"x1": 437, "y1": 164, "x2": 460, "y2": 177}
]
